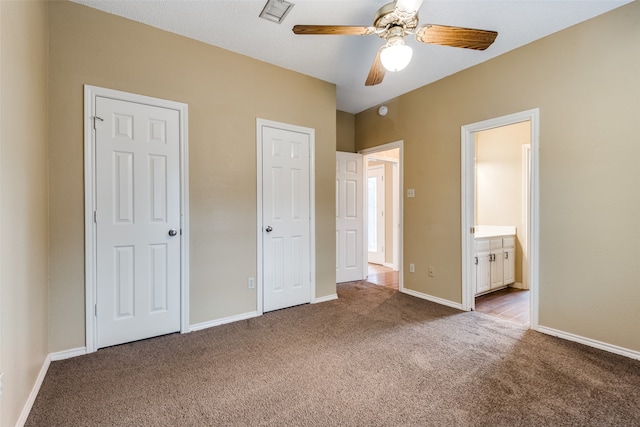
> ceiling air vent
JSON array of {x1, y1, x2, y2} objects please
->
[{"x1": 259, "y1": 0, "x2": 295, "y2": 24}]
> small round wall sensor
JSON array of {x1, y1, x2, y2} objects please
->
[{"x1": 377, "y1": 105, "x2": 388, "y2": 116}]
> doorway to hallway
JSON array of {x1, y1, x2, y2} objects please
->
[{"x1": 361, "y1": 141, "x2": 403, "y2": 290}]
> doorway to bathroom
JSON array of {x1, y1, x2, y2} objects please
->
[{"x1": 461, "y1": 109, "x2": 539, "y2": 328}]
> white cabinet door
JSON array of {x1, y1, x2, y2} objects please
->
[
  {"x1": 503, "y1": 247, "x2": 515, "y2": 285},
  {"x1": 489, "y1": 238, "x2": 504, "y2": 289},
  {"x1": 475, "y1": 251, "x2": 491, "y2": 294},
  {"x1": 490, "y1": 249, "x2": 504, "y2": 289}
]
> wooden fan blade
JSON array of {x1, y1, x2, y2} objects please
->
[
  {"x1": 416, "y1": 24, "x2": 497, "y2": 50},
  {"x1": 292, "y1": 25, "x2": 374, "y2": 35},
  {"x1": 365, "y1": 48, "x2": 386, "y2": 86}
]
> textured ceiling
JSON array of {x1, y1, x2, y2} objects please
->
[{"x1": 72, "y1": 0, "x2": 631, "y2": 113}]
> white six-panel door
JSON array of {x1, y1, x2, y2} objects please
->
[
  {"x1": 367, "y1": 164, "x2": 385, "y2": 265},
  {"x1": 336, "y1": 152, "x2": 364, "y2": 283},
  {"x1": 95, "y1": 96, "x2": 181, "y2": 348},
  {"x1": 262, "y1": 125, "x2": 311, "y2": 312}
]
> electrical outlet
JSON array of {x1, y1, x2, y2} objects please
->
[
  {"x1": 428, "y1": 266, "x2": 435, "y2": 277},
  {"x1": 0, "y1": 371, "x2": 4, "y2": 398},
  {"x1": 409, "y1": 263, "x2": 415, "y2": 273},
  {"x1": 248, "y1": 277, "x2": 255, "y2": 290},
  {"x1": 407, "y1": 189, "x2": 415, "y2": 198}
]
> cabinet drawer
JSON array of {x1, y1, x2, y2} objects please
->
[
  {"x1": 476, "y1": 239, "x2": 490, "y2": 252},
  {"x1": 490, "y1": 238, "x2": 503, "y2": 250},
  {"x1": 503, "y1": 236, "x2": 515, "y2": 248}
]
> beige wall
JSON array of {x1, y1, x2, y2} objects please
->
[
  {"x1": 355, "y1": 1, "x2": 640, "y2": 352},
  {"x1": 0, "y1": 1, "x2": 50, "y2": 426},
  {"x1": 336, "y1": 110, "x2": 355, "y2": 152},
  {"x1": 48, "y1": 1, "x2": 336, "y2": 352},
  {"x1": 476, "y1": 121, "x2": 530, "y2": 284}
]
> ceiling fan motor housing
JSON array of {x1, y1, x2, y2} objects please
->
[{"x1": 374, "y1": 2, "x2": 419, "y2": 36}]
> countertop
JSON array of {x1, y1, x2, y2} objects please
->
[{"x1": 474, "y1": 225, "x2": 516, "y2": 239}]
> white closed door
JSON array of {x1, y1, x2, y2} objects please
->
[
  {"x1": 95, "y1": 96, "x2": 181, "y2": 349},
  {"x1": 262, "y1": 126, "x2": 311, "y2": 312},
  {"x1": 336, "y1": 152, "x2": 364, "y2": 283},
  {"x1": 367, "y1": 164, "x2": 385, "y2": 265}
]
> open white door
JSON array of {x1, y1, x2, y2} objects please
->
[
  {"x1": 336, "y1": 152, "x2": 364, "y2": 283},
  {"x1": 367, "y1": 164, "x2": 385, "y2": 265}
]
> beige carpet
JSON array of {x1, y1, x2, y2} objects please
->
[{"x1": 27, "y1": 281, "x2": 640, "y2": 426}]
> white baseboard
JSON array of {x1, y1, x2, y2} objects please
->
[
  {"x1": 16, "y1": 355, "x2": 51, "y2": 427},
  {"x1": 50, "y1": 347, "x2": 87, "y2": 361},
  {"x1": 401, "y1": 288, "x2": 464, "y2": 311},
  {"x1": 508, "y1": 282, "x2": 526, "y2": 290},
  {"x1": 16, "y1": 346, "x2": 87, "y2": 426},
  {"x1": 312, "y1": 293, "x2": 338, "y2": 304},
  {"x1": 189, "y1": 311, "x2": 260, "y2": 332},
  {"x1": 536, "y1": 326, "x2": 640, "y2": 361}
]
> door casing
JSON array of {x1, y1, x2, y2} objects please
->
[
  {"x1": 461, "y1": 108, "x2": 539, "y2": 328},
  {"x1": 256, "y1": 118, "x2": 316, "y2": 314},
  {"x1": 365, "y1": 154, "x2": 400, "y2": 270},
  {"x1": 367, "y1": 164, "x2": 385, "y2": 265},
  {"x1": 84, "y1": 85, "x2": 190, "y2": 353},
  {"x1": 359, "y1": 140, "x2": 404, "y2": 291}
]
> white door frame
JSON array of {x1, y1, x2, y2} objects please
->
[
  {"x1": 359, "y1": 140, "x2": 404, "y2": 290},
  {"x1": 366, "y1": 156, "x2": 400, "y2": 270},
  {"x1": 84, "y1": 85, "x2": 190, "y2": 353},
  {"x1": 391, "y1": 161, "x2": 399, "y2": 270},
  {"x1": 521, "y1": 143, "x2": 531, "y2": 290},
  {"x1": 461, "y1": 108, "x2": 539, "y2": 329},
  {"x1": 256, "y1": 118, "x2": 316, "y2": 314}
]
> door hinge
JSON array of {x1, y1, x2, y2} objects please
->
[
  {"x1": 475, "y1": 256, "x2": 478, "y2": 265},
  {"x1": 470, "y1": 227, "x2": 475, "y2": 234},
  {"x1": 93, "y1": 211, "x2": 97, "y2": 223},
  {"x1": 94, "y1": 304, "x2": 97, "y2": 316},
  {"x1": 92, "y1": 116, "x2": 103, "y2": 130}
]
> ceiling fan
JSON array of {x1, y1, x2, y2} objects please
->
[{"x1": 292, "y1": 0, "x2": 498, "y2": 86}]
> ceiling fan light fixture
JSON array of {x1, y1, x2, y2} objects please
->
[{"x1": 380, "y1": 40, "x2": 413, "y2": 72}]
